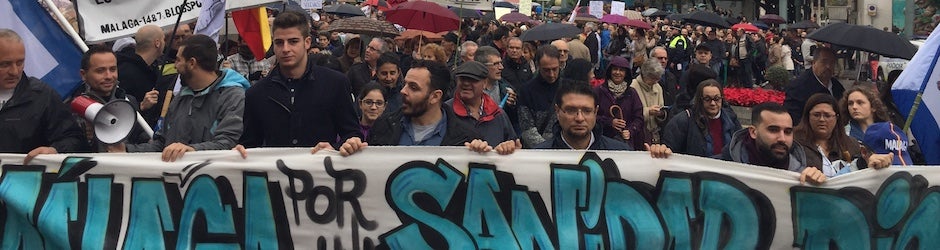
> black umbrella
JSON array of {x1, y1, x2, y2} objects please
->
[
  {"x1": 807, "y1": 23, "x2": 917, "y2": 59},
  {"x1": 647, "y1": 10, "x2": 671, "y2": 18},
  {"x1": 683, "y1": 11, "x2": 730, "y2": 29},
  {"x1": 752, "y1": 21, "x2": 770, "y2": 30},
  {"x1": 553, "y1": 6, "x2": 573, "y2": 14},
  {"x1": 758, "y1": 14, "x2": 785, "y2": 24},
  {"x1": 451, "y1": 7, "x2": 481, "y2": 19},
  {"x1": 519, "y1": 23, "x2": 580, "y2": 41},
  {"x1": 324, "y1": 4, "x2": 365, "y2": 17},
  {"x1": 789, "y1": 20, "x2": 819, "y2": 29},
  {"x1": 494, "y1": 1, "x2": 516, "y2": 9},
  {"x1": 329, "y1": 16, "x2": 400, "y2": 37},
  {"x1": 667, "y1": 13, "x2": 688, "y2": 21}
]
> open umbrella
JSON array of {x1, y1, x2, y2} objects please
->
[
  {"x1": 683, "y1": 11, "x2": 731, "y2": 29},
  {"x1": 385, "y1": 1, "x2": 459, "y2": 33},
  {"x1": 494, "y1": 1, "x2": 516, "y2": 9},
  {"x1": 752, "y1": 21, "x2": 770, "y2": 30},
  {"x1": 500, "y1": 12, "x2": 533, "y2": 23},
  {"x1": 574, "y1": 13, "x2": 600, "y2": 23},
  {"x1": 553, "y1": 6, "x2": 573, "y2": 14},
  {"x1": 600, "y1": 14, "x2": 629, "y2": 25},
  {"x1": 667, "y1": 12, "x2": 688, "y2": 21},
  {"x1": 363, "y1": 0, "x2": 390, "y2": 11},
  {"x1": 329, "y1": 16, "x2": 400, "y2": 37},
  {"x1": 519, "y1": 23, "x2": 580, "y2": 41},
  {"x1": 623, "y1": 10, "x2": 643, "y2": 20},
  {"x1": 647, "y1": 10, "x2": 670, "y2": 18},
  {"x1": 623, "y1": 19, "x2": 653, "y2": 30},
  {"x1": 759, "y1": 14, "x2": 785, "y2": 24},
  {"x1": 731, "y1": 23, "x2": 759, "y2": 33},
  {"x1": 641, "y1": 8, "x2": 659, "y2": 17},
  {"x1": 451, "y1": 7, "x2": 481, "y2": 19},
  {"x1": 789, "y1": 20, "x2": 820, "y2": 29},
  {"x1": 324, "y1": 4, "x2": 366, "y2": 17},
  {"x1": 808, "y1": 23, "x2": 917, "y2": 59},
  {"x1": 396, "y1": 29, "x2": 442, "y2": 42}
]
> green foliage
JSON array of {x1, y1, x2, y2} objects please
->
[{"x1": 765, "y1": 66, "x2": 790, "y2": 90}]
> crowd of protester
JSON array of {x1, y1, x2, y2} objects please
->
[{"x1": 0, "y1": 3, "x2": 924, "y2": 187}]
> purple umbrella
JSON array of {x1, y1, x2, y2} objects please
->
[
  {"x1": 759, "y1": 14, "x2": 785, "y2": 24},
  {"x1": 500, "y1": 12, "x2": 533, "y2": 23},
  {"x1": 600, "y1": 14, "x2": 629, "y2": 25}
]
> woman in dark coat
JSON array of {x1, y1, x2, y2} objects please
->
[
  {"x1": 662, "y1": 80, "x2": 741, "y2": 158},
  {"x1": 593, "y1": 56, "x2": 645, "y2": 149}
]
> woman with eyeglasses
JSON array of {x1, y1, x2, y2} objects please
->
[
  {"x1": 794, "y1": 93, "x2": 894, "y2": 177},
  {"x1": 662, "y1": 80, "x2": 741, "y2": 158},
  {"x1": 357, "y1": 83, "x2": 388, "y2": 141}
]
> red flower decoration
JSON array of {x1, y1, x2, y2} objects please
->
[{"x1": 724, "y1": 87, "x2": 785, "y2": 107}]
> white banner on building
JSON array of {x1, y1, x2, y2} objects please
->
[
  {"x1": 76, "y1": 0, "x2": 203, "y2": 43},
  {"x1": 1, "y1": 147, "x2": 938, "y2": 249}
]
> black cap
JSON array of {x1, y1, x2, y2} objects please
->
[{"x1": 454, "y1": 61, "x2": 489, "y2": 81}]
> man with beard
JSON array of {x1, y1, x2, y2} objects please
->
[
  {"x1": 501, "y1": 38, "x2": 533, "y2": 89},
  {"x1": 0, "y1": 29, "x2": 87, "y2": 163},
  {"x1": 67, "y1": 46, "x2": 153, "y2": 151},
  {"x1": 116, "y1": 34, "x2": 250, "y2": 162},
  {"x1": 238, "y1": 11, "x2": 361, "y2": 153},
  {"x1": 325, "y1": 60, "x2": 481, "y2": 156},
  {"x1": 722, "y1": 102, "x2": 826, "y2": 184},
  {"x1": 518, "y1": 45, "x2": 562, "y2": 147}
]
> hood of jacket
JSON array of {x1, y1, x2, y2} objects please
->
[
  {"x1": 180, "y1": 69, "x2": 250, "y2": 97},
  {"x1": 451, "y1": 94, "x2": 502, "y2": 123}
]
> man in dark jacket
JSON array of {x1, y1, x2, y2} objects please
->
[
  {"x1": 518, "y1": 45, "x2": 562, "y2": 147},
  {"x1": 721, "y1": 103, "x2": 826, "y2": 184},
  {"x1": 0, "y1": 29, "x2": 87, "y2": 162},
  {"x1": 324, "y1": 60, "x2": 482, "y2": 156},
  {"x1": 662, "y1": 80, "x2": 740, "y2": 157},
  {"x1": 650, "y1": 46, "x2": 680, "y2": 106},
  {"x1": 583, "y1": 22, "x2": 601, "y2": 66},
  {"x1": 445, "y1": 61, "x2": 517, "y2": 147},
  {"x1": 501, "y1": 37, "x2": 533, "y2": 89},
  {"x1": 239, "y1": 11, "x2": 362, "y2": 149},
  {"x1": 784, "y1": 47, "x2": 844, "y2": 125},
  {"x1": 347, "y1": 38, "x2": 387, "y2": 96},
  {"x1": 116, "y1": 25, "x2": 163, "y2": 103},
  {"x1": 535, "y1": 82, "x2": 632, "y2": 150}
]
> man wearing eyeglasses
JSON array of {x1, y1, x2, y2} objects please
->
[
  {"x1": 534, "y1": 82, "x2": 632, "y2": 150},
  {"x1": 348, "y1": 38, "x2": 388, "y2": 97}
]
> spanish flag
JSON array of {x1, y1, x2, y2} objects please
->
[{"x1": 232, "y1": 7, "x2": 271, "y2": 61}]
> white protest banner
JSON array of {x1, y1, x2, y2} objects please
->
[
  {"x1": 610, "y1": 1, "x2": 624, "y2": 18},
  {"x1": 495, "y1": 7, "x2": 513, "y2": 20},
  {"x1": 588, "y1": 1, "x2": 603, "y2": 18},
  {"x1": 301, "y1": 0, "x2": 320, "y2": 9},
  {"x1": 2, "y1": 147, "x2": 939, "y2": 249},
  {"x1": 518, "y1": 0, "x2": 532, "y2": 16},
  {"x1": 76, "y1": 0, "x2": 203, "y2": 43},
  {"x1": 427, "y1": 0, "x2": 493, "y2": 11}
]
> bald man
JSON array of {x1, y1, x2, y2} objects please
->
[
  {"x1": 550, "y1": 39, "x2": 570, "y2": 71},
  {"x1": 117, "y1": 25, "x2": 163, "y2": 104}
]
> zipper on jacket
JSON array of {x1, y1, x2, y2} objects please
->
[{"x1": 288, "y1": 78, "x2": 295, "y2": 105}]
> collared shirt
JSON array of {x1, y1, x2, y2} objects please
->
[
  {"x1": 226, "y1": 54, "x2": 273, "y2": 79},
  {"x1": 399, "y1": 108, "x2": 448, "y2": 146},
  {"x1": 812, "y1": 72, "x2": 832, "y2": 95},
  {"x1": 561, "y1": 132, "x2": 595, "y2": 150}
]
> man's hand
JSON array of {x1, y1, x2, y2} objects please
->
[
  {"x1": 233, "y1": 144, "x2": 248, "y2": 159},
  {"x1": 24, "y1": 146, "x2": 57, "y2": 165},
  {"x1": 310, "y1": 142, "x2": 335, "y2": 154},
  {"x1": 868, "y1": 152, "x2": 894, "y2": 169},
  {"x1": 161, "y1": 143, "x2": 195, "y2": 162},
  {"x1": 612, "y1": 118, "x2": 627, "y2": 131},
  {"x1": 800, "y1": 167, "x2": 827, "y2": 184},
  {"x1": 495, "y1": 139, "x2": 522, "y2": 155},
  {"x1": 465, "y1": 139, "x2": 493, "y2": 153},
  {"x1": 336, "y1": 137, "x2": 367, "y2": 156},
  {"x1": 645, "y1": 143, "x2": 672, "y2": 159},
  {"x1": 140, "y1": 89, "x2": 159, "y2": 111},
  {"x1": 221, "y1": 60, "x2": 232, "y2": 69}
]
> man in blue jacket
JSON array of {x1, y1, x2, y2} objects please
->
[{"x1": 238, "y1": 11, "x2": 362, "y2": 151}]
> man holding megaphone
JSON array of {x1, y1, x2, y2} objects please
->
[{"x1": 66, "y1": 46, "x2": 155, "y2": 152}]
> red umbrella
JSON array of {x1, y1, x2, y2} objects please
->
[
  {"x1": 385, "y1": 1, "x2": 459, "y2": 33},
  {"x1": 623, "y1": 19, "x2": 652, "y2": 30},
  {"x1": 600, "y1": 14, "x2": 629, "y2": 25},
  {"x1": 732, "y1": 23, "x2": 759, "y2": 33}
]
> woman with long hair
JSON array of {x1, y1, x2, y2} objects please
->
[
  {"x1": 662, "y1": 80, "x2": 741, "y2": 157},
  {"x1": 841, "y1": 85, "x2": 917, "y2": 165}
]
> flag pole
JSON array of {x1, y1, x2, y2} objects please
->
[{"x1": 40, "y1": 0, "x2": 88, "y2": 52}]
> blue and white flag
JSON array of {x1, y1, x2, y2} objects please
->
[
  {"x1": 0, "y1": 0, "x2": 83, "y2": 98},
  {"x1": 892, "y1": 24, "x2": 940, "y2": 165},
  {"x1": 195, "y1": 0, "x2": 227, "y2": 44}
]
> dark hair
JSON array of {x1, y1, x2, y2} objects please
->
[
  {"x1": 554, "y1": 80, "x2": 597, "y2": 106},
  {"x1": 179, "y1": 34, "x2": 218, "y2": 72},
  {"x1": 813, "y1": 46, "x2": 836, "y2": 59},
  {"x1": 310, "y1": 53, "x2": 342, "y2": 72},
  {"x1": 563, "y1": 58, "x2": 595, "y2": 83},
  {"x1": 493, "y1": 27, "x2": 510, "y2": 41},
  {"x1": 794, "y1": 93, "x2": 855, "y2": 161},
  {"x1": 273, "y1": 11, "x2": 311, "y2": 38},
  {"x1": 80, "y1": 45, "x2": 115, "y2": 71},
  {"x1": 841, "y1": 86, "x2": 890, "y2": 124},
  {"x1": 358, "y1": 82, "x2": 388, "y2": 101},
  {"x1": 410, "y1": 60, "x2": 452, "y2": 93},
  {"x1": 691, "y1": 79, "x2": 724, "y2": 129},
  {"x1": 535, "y1": 44, "x2": 560, "y2": 65},
  {"x1": 474, "y1": 46, "x2": 501, "y2": 64},
  {"x1": 751, "y1": 102, "x2": 789, "y2": 126},
  {"x1": 376, "y1": 52, "x2": 401, "y2": 68}
]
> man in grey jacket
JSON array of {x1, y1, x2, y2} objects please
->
[{"x1": 114, "y1": 34, "x2": 249, "y2": 162}]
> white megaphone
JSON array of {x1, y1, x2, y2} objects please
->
[{"x1": 70, "y1": 95, "x2": 137, "y2": 144}]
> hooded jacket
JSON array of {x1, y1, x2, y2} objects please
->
[
  {"x1": 721, "y1": 128, "x2": 809, "y2": 172},
  {"x1": 367, "y1": 104, "x2": 481, "y2": 146},
  {"x1": 241, "y1": 56, "x2": 362, "y2": 147},
  {"x1": 662, "y1": 107, "x2": 741, "y2": 158},
  {"x1": 115, "y1": 48, "x2": 159, "y2": 101},
  {"x1": 127, "y1": 69, "x2": 249, "y2": 152},
  {"x1": 0, "y1": 76, "x2": 88, "y2": 153},
  {"x1": 445, "y1": 95, "x2": 517, "y2": 147}
]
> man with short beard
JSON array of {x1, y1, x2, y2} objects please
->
[
  {"x1": 116, "y1": 34, "x2": 250, "y2": 162},
  {"x1": 722, "y1": 102, "x2": 826, "y2": 184},
  {"x1": 328, "y1": 60, "x2": 482, "y2": 156}
]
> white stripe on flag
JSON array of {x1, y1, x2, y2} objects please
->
[{"x1": 0, "y1": 0, "x2": 58, "y2": 80}]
